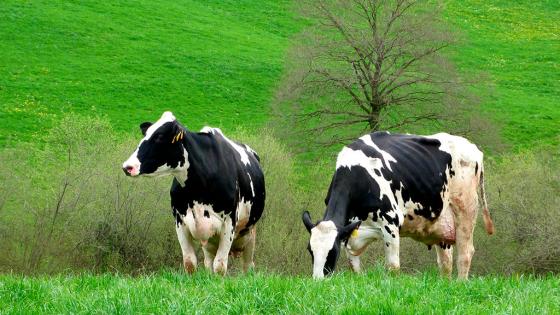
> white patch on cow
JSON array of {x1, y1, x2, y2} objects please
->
[
  {"x1": 122, "y1": 147, "x2": 141, "y2": 176},
  {"x1": 359, "y1": 134, "x2": 397, "y2": 171},
  {"x1": 310, "y1": 221, "x2": 338, "y2": 279},
  {"x1": 346, "y1": 214, "x2": 384, "y2": 256},
  {"x1": 200, "y1": 126, "x2": 216, "y2": 134},
  {"x1": 393, "y1": 185, "x2": 423, "y2": 217},
  {"x1": 184, "y1": 198, "x2": 252, "y2": 245},
  {"x1": 247, "y1": 172, "x2": 255, "y2": 197},
  {"x1": 245, "y1": 144, "x2": 258, "y2": 157},
  {"x1": 336, "y1": 147, "x2": 398, "y2": 209},
  {"x1": 236, "y1": 198, "x2": 253, "y2": 232},
  {"x1": 144, "y1": 111, "x2": 176, "y2": 140},
  {"x1": 173, "y1": 148, "x2": 190, "y2": 186},
  {"x1": 200, "y1": 127, "x2": 252, "y2": 166},
  {"x1": 185, "y1": 201, "x2": 222, "y2": 242},
  {"x1": 224, "y1": 137, "x2": 251, "y2": 166}
]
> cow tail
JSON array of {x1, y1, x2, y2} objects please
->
[{"x1": 479, "y1": 165, "x2": 495, "y2": 235}]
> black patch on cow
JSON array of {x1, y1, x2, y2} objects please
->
[
  {"x1": 323, "y1": 244, "x2": 338, "y2": 276},
  {"x1": 407, "y1": 214, "x2": 414, "y2": 220},
  {"x1": 384, "y1": 226, "x2": 392, "y2": 235},
  {"x1": 374, "y1": 169, "x2": 381, "y2": 177},
  {"x1": 475, "y1": 162, "x2": 479, "y2": 175},
  {"x1": 161, "y1": 126, "x2": 265, "y2": 238},
  {"x1": 204, "y1": 210, "x2": 210, "y2": 218},
  {"x1": 368, "y1": 132, "x2": 453, "y2": 221}
]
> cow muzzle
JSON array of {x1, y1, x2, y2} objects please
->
[
  {"x1": 122, "y1": 163, "x2": 140, "y2": 177},
  {"x1": 122, "y1": 166, "x2": 135, "y2": 176}
]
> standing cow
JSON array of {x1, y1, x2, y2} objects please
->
[
  {"x1": 122, "y1": 111, "x2": 265, "y2": 275},
  {"x1": 302, "y1": 131, "x2": 494, "y2": 279}
]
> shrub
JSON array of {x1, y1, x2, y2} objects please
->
[
  {"x1": 0, "y1": 114, "x2": 176, "y2": 274},
  {"x1": 0, "y1": 114, "x2": 557, "y2": 275},
  {"x1": 0, "y1": 115, "x2": 311, "y2": 274}
]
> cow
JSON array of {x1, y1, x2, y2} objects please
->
[
  {"x1": 302, "y1": 131, "x2": 494, "y2": 280},
  {"x1": 122, "y1": 111, "x2": 265, "y2": 275}
]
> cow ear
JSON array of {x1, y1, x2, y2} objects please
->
[
  {"x1": 140, "y1": 122, "x2": 152, "y2": 136},
  {"x1": 338, "y1": 221, "x2": 361, "y2": 241},
  {"x1": 302, "y1": 211, "x2": 315, "y2": 233}
]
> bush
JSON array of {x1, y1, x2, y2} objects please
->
[
  {"x1": 0, "y1": 114, "x2": 176, "y2": 274},
  {"x1": 0, "y1": 114, "x2": 558, "y2": 275},
  {"x1": 0, "y1": 115, "x2": 311, "y2": 274},
  {"x1": 472, "y1": 149, "x2": 560, "y2": 274}
]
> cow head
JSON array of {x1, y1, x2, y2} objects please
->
[
  {"x1": 122, "y1": 111, "x2": 189, "y2": 179},
  {"x1": 302, "y1": 211, "x2": 361, "y2": 279}
]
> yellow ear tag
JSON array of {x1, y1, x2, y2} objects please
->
[
  {"x1": 351, "y1": 229, "x2": 359, "y2": 238},
  {"x1": 172, "y1": 131, "x2": 183, "y2": 144}
]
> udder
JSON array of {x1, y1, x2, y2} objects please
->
[
  {"x1": 401, "y1": 210, "x2": 456, "y2": 246},
  {"x1": 187, "y1": 203, "x2": 222, "y2": 242}
]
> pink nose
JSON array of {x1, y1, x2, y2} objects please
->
[{"x1": 123, "y1": 166, "x2": 134, "y2": 176}]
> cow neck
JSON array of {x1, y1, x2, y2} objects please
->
[
  {"x1": 322, "y1": 193, "x2": 351, "y2": 229},
  {"x1": 177, "y1": 130, "x2": 212, "y2": 180}
]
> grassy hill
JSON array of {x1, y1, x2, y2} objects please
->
[
  {"x1": 1, "y1": 270, "x2": 559, "y2": 314},
  {"x1": 444, "y1": 0, "x2": 559, "y2": 148},
  {"x1": 0, "y1": 0, "x2": 299, "y2": 145},
  {"x1": 1, "y1": 0, "x2": 558, "y2": 149}
]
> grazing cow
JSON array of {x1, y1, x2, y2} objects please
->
[
  {"x1": 122, "y1": 111, "x2": 265, "y2": 275},
  {"x1": 302, "y1": 131, "x2": 494, "y2": 279}
]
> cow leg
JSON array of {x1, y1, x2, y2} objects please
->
[
  {"x1": 452, "y1": 192, "x2": 478, "y2": 280},
  {"x1": 345, "y1": 247, "x2": 361, "y2": 273},
  {"x1": 213, "y1": 216, "x2": 234, "y2": 275},
  {"x1": 176, "y1": 223, "x2": 197, "y2": 274},
  {"x1": 436, "y1": 245, "x2": 453, "y2": 279},
  {"x1": 202, "y1": 243, "x2": 217, "y2": 271},
  {"x1": 382, "y1": 224, "x2": 400, "y2": 271},
  {"x1": 241, "y1": 227, "x2": 256, "y2": 272}
]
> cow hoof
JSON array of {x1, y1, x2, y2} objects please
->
[
  {"x1": 243, "y1": 262, "x2": 255, "y2": 273},
  {"x1": 387, "y1": 265, "x2": 400, "y2": 274},
  {"x1": 183, "y1": 259, "x2": 196, "y2": 274},
  {"x1": 213, "y1": 260, "x2": 227, "y2": 275}
]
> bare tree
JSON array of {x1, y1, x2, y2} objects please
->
[{"x1": 274, "y1": 0, "x2": 475, "y2": 148}]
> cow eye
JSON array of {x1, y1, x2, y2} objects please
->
[{"x1": 154, "y1": 134, "x2": 165, "y2": 143}]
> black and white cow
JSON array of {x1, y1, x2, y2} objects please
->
[
  {"x1": 122, "y1": 111, "x2": 265, "y2": 275},
  {"x1": 302, "y1": 132, "x2": 494, "y2": 279}
]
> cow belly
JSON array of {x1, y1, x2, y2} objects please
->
[
  {"x1": 401, "y1": 208, "x2": 456, "y2": 245},
  {"x1": 185, "y1": 202, "x2": 223, "y2": 242},
  {"x1": 346, "y1": 217, "x2": 385, "y2": 255},
  {"x1": 184, "y1": 200, "x2": 253, "y2": 244}
]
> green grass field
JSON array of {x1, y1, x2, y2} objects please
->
[
  {"x1": 444, "y1": 0, "x2": 559, "y2": 148},
  {"x1": 0, "y1": 0, "x2": 299, "y2": 145},
  {"x1": 2, "y1": 269, "x2": 559, "y2": 314},
  {"x1": 1, "y1": 0, "x2": 558, "y2": 148}
]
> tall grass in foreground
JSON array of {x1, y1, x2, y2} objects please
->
[
  {"x1": 0, "y1": 114, "x2": 558, "y2": 275},
  {"x1": 0, "y1": 269, "x2": 559, "y2": 314}
]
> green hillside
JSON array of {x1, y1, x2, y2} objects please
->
[
  {"x1": 445, "y1": 0, "x2": 559, "y2": 148},
  {"x1": 0, "y1": 0, "x2": 299, "y2": 145},
  {"x1": 1, "y1": 0, "x2": 558, "y2": 148}
]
